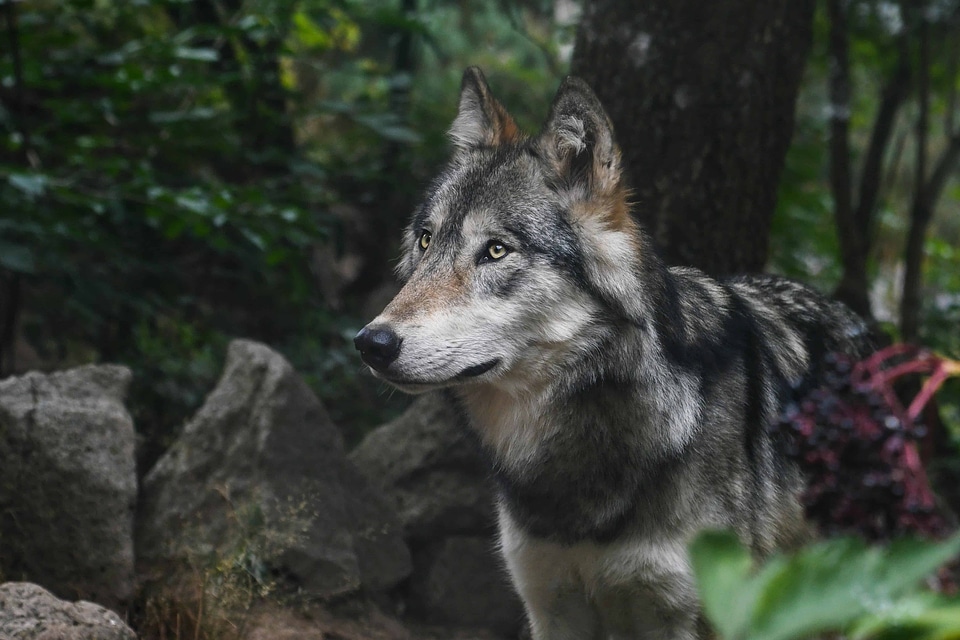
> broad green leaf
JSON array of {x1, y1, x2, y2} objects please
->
[
  {"x1": 747, "y1": 538, "x2": 882, "y2": 640},
  {"x1": 852, "y1": 594, "x2": 960, "y2": 640},
  {"x1": 689, "y1": 530, "x2": 758, "y2": 639},
  {"x1": 878, "y1": 535, "x2": 960, "y2": 598},
  {"x1": 692, "y1": 532, "x2": 960, "y2": 640}
]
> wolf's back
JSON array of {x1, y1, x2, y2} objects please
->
[{"x1": 723, "y1": 273, "x2": 873, "y2": 392}]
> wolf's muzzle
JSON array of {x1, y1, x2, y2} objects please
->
[{"x1": 354, "y1": 325, "x2": 402, "y2": 371}]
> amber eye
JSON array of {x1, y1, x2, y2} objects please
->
[
  {"x1": 418, "y1": 230, "x2": 432, "y2": 251},
  {"x1": 487, "y1": 242, "x2": 508, "y2": 260}
]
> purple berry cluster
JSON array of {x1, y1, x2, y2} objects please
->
[{"x1": 773, "y1": 347, "x2": 951, "y2": 541}]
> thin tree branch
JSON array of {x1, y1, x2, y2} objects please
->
[
  {"x1": 884, "y1": 128, "x2": 909, "y2": 193},
  {"x1": 946, "y1": 24, "x2": 958, "y2": 136},
  {"x1": 923, "y1": 133, "x2": 960, "y2": 213},
  {"x1": 854, "y1": 36, "x2": 911, "y2": 234},
  {"x1": 828, "y1": 0, "x2": 872, "y2": 318},
  {"x1": 827, "y1": 0, "x2": 853, "y2": 221},
  {"x1": 900, "y1": 9, "x2": 931, "y2": 343}
]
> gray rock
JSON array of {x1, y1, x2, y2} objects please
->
[
  {"x1": 349, "y1": 394, "x2": 495, "y2": 539},
  {"x1": 0, "y1": 582, "x2": 136, "y2": 640},
  {"x1": 0, "y1": 365, "x2": 136, "y2": 610},
  {"x1": 138, "y1": 339, "x2": 411, "y2": 596},
  {"x1": 350, "y1": 395, "x2": 525, "y2": 635},
  {"x1": 409, "y1": 536, "x2": 524, "y2": 637}
]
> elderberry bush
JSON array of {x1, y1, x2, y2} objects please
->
[{"x1": 773, "y1": 349, "x2": 951, "y2": 541}]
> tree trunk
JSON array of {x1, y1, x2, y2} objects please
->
[
  {"x1": 0, "y1": 272, "x2": 20, "y2": 377},
  {"x1": 826, "y1": 0, "x2": 862, "y2": 315},
  {"x1": 571, "y1": 0, "x2": 815, "y2": 276},
  {"x1": 901, "y1": 12, "x2": 931, "y2": 344}
]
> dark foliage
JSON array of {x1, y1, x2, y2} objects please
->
[{"x1": 776, "y1": 345, "x2": 958, "y2": 540}]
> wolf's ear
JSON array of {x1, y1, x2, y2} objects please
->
[
  {"x1": 538, "y1": 77, "x2": 622, "y2": 196},
  {"x1": 448, "y1": 67, "x2": 521, "y2": 152}
]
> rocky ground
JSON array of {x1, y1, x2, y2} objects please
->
[{"x1": 0, "y1": 339, "x2": 523, "y2": 639}]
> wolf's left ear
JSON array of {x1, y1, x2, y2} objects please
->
[
  {"x1": 448, "y1": 67, "x2": 521, "y2": 152},
  {"x1": 538, "y1": 77, "x2": 622, "y2": 196}
]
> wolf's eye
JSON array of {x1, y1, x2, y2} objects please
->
[
  {"x1": 486, "y1": 241, "x2": 509, "y2": 261},
  {"x1": 418, "y1": 230, "x2": 432, "y2": 251}
]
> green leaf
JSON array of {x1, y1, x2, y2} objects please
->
[
  {"x1": 0, "y1": 241, "x2": 35, "y2": 274},
  {"x1": 174, "y1": 193, "x2": 212, "y2": 216},
  {"x1": 878, "y1": 536, "x2": 960, "y2": 598},
  {"x1": 242, "y1": 229, "x2": 266, "y2": 251},
  {"x1": 353, "y1": 114, "x2": 422, "y2": 143},
  {"x1": 747, "y1": 537, "x2": 880, "y2": 640},
  {"x1": 173, "y1": 46, "x2": 218, "y2": 62},
  {"x1": 149, "y1": 107, "x2": 218, "y2": 124},
  {"x1": 7, "y1": 172, "x2": 48, "y2": 199},
  {"x1": 852, "y1": 593, "x2": 960, "y2": 640},
  {"x1": 692, "y1": 531, "x2": 960, "y2": 640},
  {"x1": 689, "y1": 530, "x2": 758, "y2": 639},
  {"x1": 292, "y1": 11, "x2": 332, "y2": 50}
]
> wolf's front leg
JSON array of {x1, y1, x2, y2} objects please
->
[
  {"x1": 503, "y1": 545, "x2": 602, "y2": 639},
  {"x1": 593, "y1": 580, "x2": 701, "y2": 640},
  {"x1": 520, "y1": 582, "x2": 602, "y2": 640},
  {"x1": 499, "y1": 515, "x2": 602, "y2": 639}
]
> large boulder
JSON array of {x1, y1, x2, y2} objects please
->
[
  {"x1": 0, "y1": 582, "x2": 136, "y2": 640},
  {"x1": 409, "y1": 536, "x2": 525, "y2": 637},
  {"x1": 0, "y1": 365, "x2": 136, "y2": 610},
  {"x1": 349, "y1": 395, "x2": 523, "y2": 636},
  {"x1": 349, "y1": 394, "x2": 495, "y2": 539},
  {"x1": 137, "y1": 339, "x2": 411, "y2": 596}
]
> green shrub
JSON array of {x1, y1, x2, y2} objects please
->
[{"x1": 691, "y1": 530, "x2": 960, "y2": 640}]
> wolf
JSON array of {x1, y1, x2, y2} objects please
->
[{"x1": 355, "y1": 67, "x2": 870, "y2": 639}]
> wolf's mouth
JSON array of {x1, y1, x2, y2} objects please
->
[
  {"x1": 371, "y1": 358, "x2": 501, "y2": 390},
  {"x1": 457, "y1": 358, "x2": 500, "y2": 378}
]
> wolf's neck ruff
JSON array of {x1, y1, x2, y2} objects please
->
[
  {"x1": 455, "y1": 322, "x2": 699, "y2": 545},
  {"x1": 356, "y1": 67, "x2": 871, "y2": 640}
]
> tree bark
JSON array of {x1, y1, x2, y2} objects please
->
[
  {"x1": 571, "y1": 0, "x2": 816, "y2": 276},
  {"x1": 0, "y1": 273, "x2": 20, "y2": 377}
]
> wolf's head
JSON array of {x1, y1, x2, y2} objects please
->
[{"x1": 355, "y1": 68, "x2": 652, "y2": 394}]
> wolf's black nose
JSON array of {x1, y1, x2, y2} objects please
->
[{"x1": 354, "y1": 326, "x2": 401, "y2": 371}]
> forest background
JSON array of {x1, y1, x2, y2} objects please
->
[{"x1": 1, "y1": 0, "x2": 958, "y2": 490}]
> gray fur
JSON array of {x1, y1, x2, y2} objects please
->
[{"x1": 357, "y1": 67, "x2": 871, "y2": 639}]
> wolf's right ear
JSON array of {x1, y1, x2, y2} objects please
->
[
  {"x1": 538, "y1": 77, "x2": 622, "y2": 197},
  {"x1": 448, "y1": 67, "x2": 521, "y2": 152}
]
